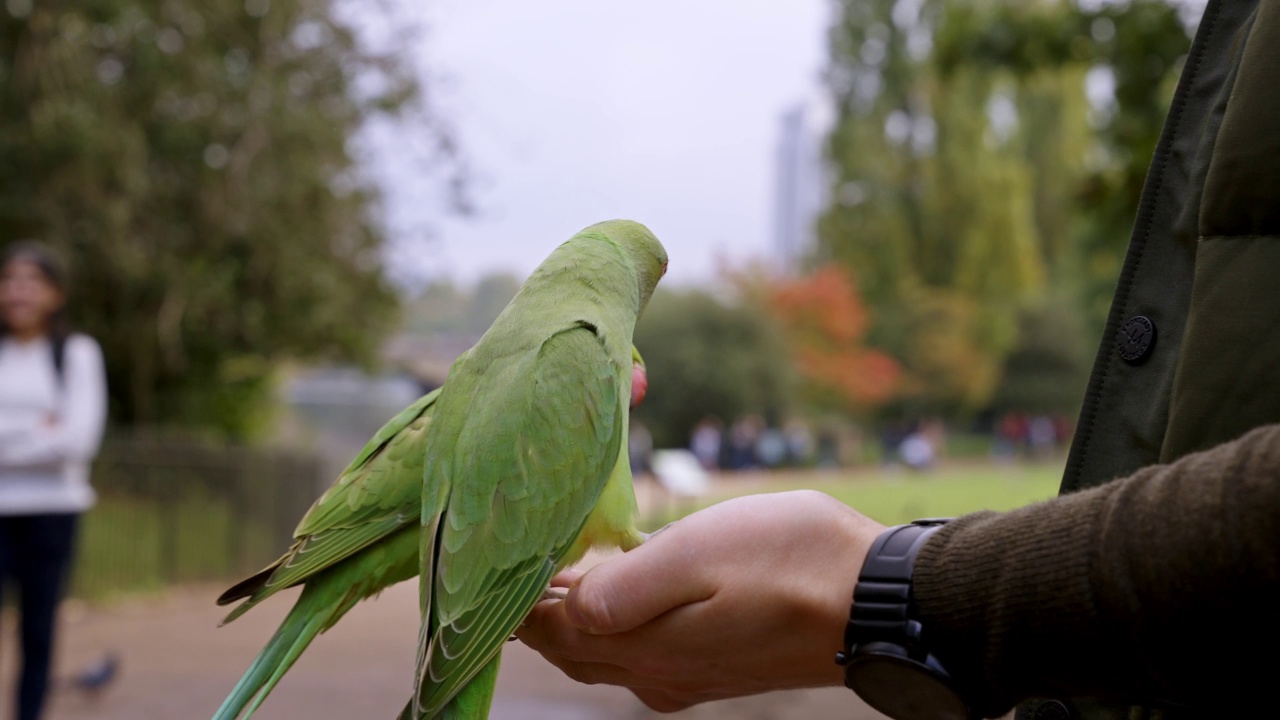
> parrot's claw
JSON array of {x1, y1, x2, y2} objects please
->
[
  {"x1": 642, "y1": 522, "x2": 674, "y2": 542},
  {"x1": 540, "y1": 586, "x2": 569, "y2": 602},
  {"x1": 510, "y1": 586, "x2": 571, "y2": 642}
]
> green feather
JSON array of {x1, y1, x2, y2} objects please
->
[{"x1": 410, "y1": 221, "x2": 668, "y2": 718}]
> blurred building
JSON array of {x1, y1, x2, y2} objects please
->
[{"x1": 772, "y1": 100, "x2": 829, "y2": 275}]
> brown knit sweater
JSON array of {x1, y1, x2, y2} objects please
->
[{"x1": 913, "y1": 424, "x2": 1280, "y2": 717}]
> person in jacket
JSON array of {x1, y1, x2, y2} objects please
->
[
  {"x1": 0, "y1": 241, "x2": 107, "y2": 720},
  {"x1": 516, "y1": 0, "x2": 1279, "y2": 718}
]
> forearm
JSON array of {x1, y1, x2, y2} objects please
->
[
  {"x1": 0, "y1": 336, "x2": 109, "y2": 466},
  {"x1": 0, "y1": 425, "x2": 83, "y2": 466},
  {"x1": 914, "y1": 424, "x2": 1280, "y2": 715}
]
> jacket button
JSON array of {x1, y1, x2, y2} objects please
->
[
  {"x1": 1117, "y1": 315, "x2": 1157, "y2": 364},
  {"x1": 1032, "y1": 700, "x2": 1074, "y2": 720}
]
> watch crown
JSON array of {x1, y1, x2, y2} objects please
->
[{"x1": 835, "y1": 651, "x2": 850, "y2": 666}]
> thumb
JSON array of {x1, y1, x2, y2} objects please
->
[{"x1": 564, "y1": 534, "x2": 713, "y2": 634}]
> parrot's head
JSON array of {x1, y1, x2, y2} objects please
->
[
  {"x1": 630, "y1": 345, "x2": 647, "y2": 408},
  {"x1": 586, "y1": 219, "x2": 668, "y2": 315}
]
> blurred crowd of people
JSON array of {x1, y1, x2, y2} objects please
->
[
  {"x1": 629, "y1": 410, "x2": 1074, "y2": 481},
  {"x1": 687, "y1": 415, "x2": 844, "y2": 472},
  {"x1": 877, "y1": 418, "x2": 947, "y2": 471},
  {"x1": 629, "y1": 415, "x2": 843, "y2": 478},
  {"x1": 992, "y1": 412, "x2": 1074, "y2": 462}
]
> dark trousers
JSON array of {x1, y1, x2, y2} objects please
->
[{"x1": 0, "y1": 513, "x2": 78, "y2": 720}]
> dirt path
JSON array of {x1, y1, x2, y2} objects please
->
[{"x1": 9, "y1": 559, "x2": 887, "y2": 720}]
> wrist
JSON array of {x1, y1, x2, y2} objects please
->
[
  {"x1": 836, "y1": 519, "x2": 977, "y2": 720},
  {"x1": 807, "y1": 497, "x2": 885, "y2": 687}
]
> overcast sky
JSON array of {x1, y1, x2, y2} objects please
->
[{"x1": 364, "y1": 1, "x2": 832, "y2": 289}]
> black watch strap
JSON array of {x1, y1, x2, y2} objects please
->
[
  {"x1": 839, "y1": 518, "x2": 951, "y2": 660},
  {"x1": 835, "y1": 519, "x2": 975, "y2": 720}
]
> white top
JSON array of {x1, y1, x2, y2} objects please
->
[{"x1": 0, "y1": 333, "x2": 107, "y2": 515}]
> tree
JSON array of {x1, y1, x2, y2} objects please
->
[
  {"x1": 932, "y1": 0, "x2": 1191, "y2": 324},
  {"x1": 991, "y1": 295, "x2": 1092, "y2": 415},
  {"x1": 765, "y1": 265, "x2": 900, "y2": 413},
  {"x1": 817, "y1": 0, "x2": 1191, "y2": 417},
  {"x1": 0, "y1": 0, "x2": 453, "y2": 436},
  {"x1": 630, "y1": 289, "x2": 795, "y2": 450},
  {"x1": 818, "y1": 0, "x2": 1047, "y2": 415}
]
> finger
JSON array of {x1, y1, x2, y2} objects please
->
[
  {"x1": 516, "y1": 598, "x2": 628, "y2": 663},
  {"x1": 631, "y1": 688, "x2": 696, "y2": 714},
  {"x1": 565, "y1": 531, "x2": 714, "y2": 634},
  {"x1": 537, "y1": 654, "x2": 648, "y2": 689},
  {"x1": 549, "y1": 569, "x2": 584, "y2": 588}
]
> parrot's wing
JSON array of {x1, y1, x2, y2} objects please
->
[
  {"x1": 217, "y1": 389, "x2": 440, "y2": 608},
  {"x1": 414, "y1": 325, "x2": 623, "y2": 716},
  {"x1": 294, "y1": 388, "x2": 442, "y2": 537}
]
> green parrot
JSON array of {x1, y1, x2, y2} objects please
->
[
  {"x1": 209, "y1": 220, "x2": 662, "y2": 720},
  {"x1": 212, "y1": 357, "x2": 647, "y2": 720},
  {"x1": 403, "y1": 219, "x2": 667, "y2": 719}
]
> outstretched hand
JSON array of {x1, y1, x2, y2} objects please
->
[{"x1": 516, "y1": 490, "x2": 885, "y2": 712}]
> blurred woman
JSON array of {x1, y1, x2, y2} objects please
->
[{"x1": 0, "y1": 242, "x2": 106, "y2": 720}]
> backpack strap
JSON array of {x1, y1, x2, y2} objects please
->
[{"x1": 51, "y1": 333, "x2": 67, "y2": 388}]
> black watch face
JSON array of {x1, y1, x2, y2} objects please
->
[{"x1": 846, "y1": 654, "x2": 970, "y2": 720}]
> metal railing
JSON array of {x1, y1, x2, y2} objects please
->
[{"x1": 71, "y1": 435, "x2": 323, "y2": 600}]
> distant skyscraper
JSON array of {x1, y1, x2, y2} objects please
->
[{"x1": 773, "y1": 101, "x2": 828, "y2": 274}]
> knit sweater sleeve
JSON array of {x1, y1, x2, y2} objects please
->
[{"x1": 912, "y1": 423, "x2": 1280, "y2": 717}]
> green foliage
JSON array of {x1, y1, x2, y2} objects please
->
[
  {"x1": 818, "y1": 0, "x2": 1191, "y2": 417},
  {"x1": 631, "y1": 289, "x2": 795, "y2": 449},
  {"x1": 0, "y1": 1, "x2": 446, "y2": 436},
  {"x1": 991, "y1": 296, "x2": 1092, "y2": 415},
  {"x1": 819, "y1": 0, "x2": 1048, "y2": 415},
  {"x1": 933, "y1": 0, "x2": 1191, "y2": 323}
]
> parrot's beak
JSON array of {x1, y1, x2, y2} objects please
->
[{"x1": 630, "y1": 361, "x2": 648, "y2": 408}]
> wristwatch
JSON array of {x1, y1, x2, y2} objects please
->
[{"x1": 835, "y1": 518, "x2": 976, "y2": 720}]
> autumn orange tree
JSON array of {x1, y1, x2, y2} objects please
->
[{"x1": 763, "y1": 265, "x2": 901, "y2": 414}]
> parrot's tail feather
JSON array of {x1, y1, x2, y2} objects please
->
[
  {"x1": 217, "y1": 600, "x2": 255, "y2": 628},
  {"x1": 393, "y1": 654, "x2": 501, "y2": 720},
  {"x1": 210, "y1": 585, "x2": 335, "y2": 720},
  {"x1": 217, "y1": 565, "x2": 277, "y2": 607},
  {"x1": 437, "y1": 655, "x2": 501, "y2": 720}
]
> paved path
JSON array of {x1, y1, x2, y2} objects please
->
[{"x1": 10, "y1": 561, "x2": 887, "y2": 720}]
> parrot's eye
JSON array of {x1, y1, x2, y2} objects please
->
[{"x1": 660, "y1": 262, "x2": 668, "y2": 277}]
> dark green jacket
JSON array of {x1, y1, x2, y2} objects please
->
[
  {"x1": 913, "y1": 0, "x2": 1280, "y2": 717},
  {"x1": 1041, "y1": 1, "x2": 1279, "y2": 716}
]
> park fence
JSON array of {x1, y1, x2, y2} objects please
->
[{"x1": 71, "y1": 434, "x2": 324, "y2": 600}]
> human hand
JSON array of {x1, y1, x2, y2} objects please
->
[{"x1": 517, "y1": 490, "x2": 885, "y2": 712}]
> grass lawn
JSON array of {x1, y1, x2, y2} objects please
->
[{"x1": 638, "y1": 460, "x2": 1065, "y2": 530}]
